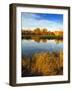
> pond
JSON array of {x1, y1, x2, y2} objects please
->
[{"x1": 21, "y1": 39, "x2": 63, "y2": 58}]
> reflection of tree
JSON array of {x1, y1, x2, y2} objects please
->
[
  {"x1": 32, "y1": 38, "x2": 41, "y2": 43},
  {"x1": 32, "y1": 38, "x2": 48, "y2": 43},
  {"x1": 41, "y1": 39, "x2": 47, "y2": 43},
  {"x1": 55, "y1": 39, "x2": 63, "y2": 44}
]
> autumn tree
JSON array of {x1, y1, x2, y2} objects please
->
[
  {"x1": 34, "y1": 28, "x2": 41, "y2": 35},
  {"x1": 42, "y1": 28, "x2": 48, "y2": 35}
]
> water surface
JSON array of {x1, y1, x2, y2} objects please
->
[{"x1": 21, "y1": 39, "x2": 63, "y2": 58}]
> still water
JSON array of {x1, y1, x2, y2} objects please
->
[{"x1": 21, "y1": 39, "x2": 63, "y2": 58}]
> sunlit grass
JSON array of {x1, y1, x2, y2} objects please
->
[{"x1": 22, "y1": 51, "x2": 63, "y2": 77}]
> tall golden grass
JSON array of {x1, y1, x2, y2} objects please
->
[{"x1": 22, "y1": 51, "x2": 63, "y2": 76}]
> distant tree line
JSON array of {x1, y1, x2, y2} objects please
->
[{"x1": 22, "y1": 28, "x2": 63, "y2": 36}]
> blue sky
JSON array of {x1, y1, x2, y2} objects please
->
[{"x1": 21, "y1": 12, "x2": 63, "y2": 31}]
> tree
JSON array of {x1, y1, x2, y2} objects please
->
[
  {"x1": 34, "y1": 28, "x2": 41, "y2": 35},
  {"x1": 42, "y1": 28, "x2": 48, "y2": 35}
]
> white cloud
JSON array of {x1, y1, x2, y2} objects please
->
[{"x1": 22, "y1": 13, "x2": 63, "y2": 31}]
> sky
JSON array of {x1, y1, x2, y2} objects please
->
[{"x1": 21, "y1": 12, "x2": 63, "y2": 31}]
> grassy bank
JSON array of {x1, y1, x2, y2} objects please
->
[
  {"x1": 22, "y1": 35, "x2": 63, "y2": 39},
  {"x1": 22, "y1": 51, "x2": 63, "y2": 77}
]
